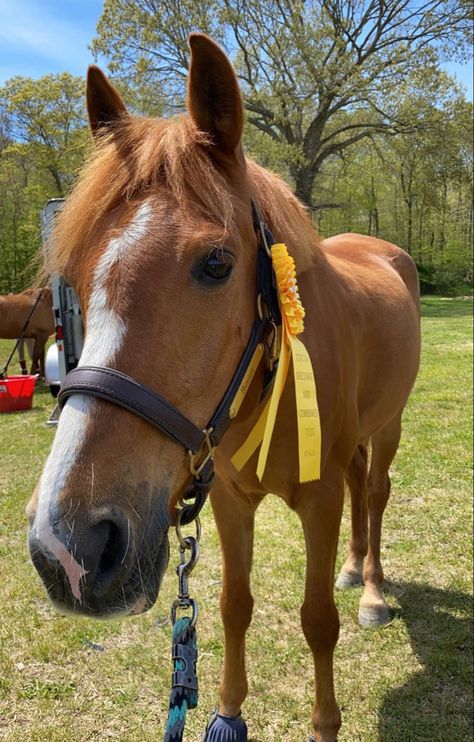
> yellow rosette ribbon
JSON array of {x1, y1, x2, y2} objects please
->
[{"x1": 232, "y1": 243, "x2": 321, "y2": 483}]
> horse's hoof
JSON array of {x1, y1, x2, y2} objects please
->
[
  {"x1": 201, "y1": 711, "x2": 248, "y2": 741},
  {"x1": 335, "y1": 570, "x2": 363, "y2": 589},
  {"x1": 358, "y1": 603, "x2": 390, "y2": 628}
]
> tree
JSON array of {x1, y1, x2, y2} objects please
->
[
  {"x1": 0, "y1": 74, "x2": 90, "y2": 291},
  {"x1": 0, "y1": 147, "x2": 47, "y2": 292},
  {"x1": 315, "y1": 81, "x2": 473, "y2": 291},
  {"x1": 0, "y1": 73, "x2": 88, "y2": 196},
  {"x1": 92, "y1": 0, "x2": 472, "y2": 207}
]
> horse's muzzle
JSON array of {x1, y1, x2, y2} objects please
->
[{"x1": 28, "y1": 504, "x2": 170, "y2": 617}]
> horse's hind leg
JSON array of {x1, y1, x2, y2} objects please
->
[
  {"x1": 203, "y1": 477, "x2": 261, "y2": 740},
  {"x1": 31, "y1": 334, "x2": 47, "y2": 378},
  {"x1": 359, "y1": 413, "x2": 402, "y2": 628},
  {"x1": 30, "y1": 337, "x2": 41, "y2": 375},
  {"x1": 336, "y1": 444, "x2": 368, "y2": 589}
]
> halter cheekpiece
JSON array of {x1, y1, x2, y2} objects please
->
[{"x1": 57, "y1": 202, "x2": 281, "y2": 525}]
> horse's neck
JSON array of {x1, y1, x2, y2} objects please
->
[
  {"x1": 249, "y1": 164, "x2": 324, "y2": 274},
  {"x1": 267, "y1": 206, "x2": 326, "y2": 274}
]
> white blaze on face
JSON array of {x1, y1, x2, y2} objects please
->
[{"x1": 34, "y1": 201, "x2": 152, "y2": 602}]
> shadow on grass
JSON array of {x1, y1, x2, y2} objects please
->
[
  {"x1": 378, "y1": 581, "x2": 473, "y2": 741},
  {"x1": 420, "y1": 296, "x2": 473, "y2": 318}
]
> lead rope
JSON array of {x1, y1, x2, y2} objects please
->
[{"x1": 163, "y1": 513, "x2": 201, "y2": 742}]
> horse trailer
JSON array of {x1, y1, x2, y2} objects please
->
[{"x1": 41, "y1": 199, "x2": 84, "y2": 420}]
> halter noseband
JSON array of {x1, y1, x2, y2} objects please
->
[{"x1": 57, "y1": 202, "x2": 281, "y2": 525}]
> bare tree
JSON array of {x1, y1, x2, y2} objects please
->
[{"x1": 93, "y1": 0, "x2": 472, "y2": 207}]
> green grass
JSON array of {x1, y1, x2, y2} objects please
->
[{"x1": 0, "y1": 296, "x2": 472, "y2": 741}]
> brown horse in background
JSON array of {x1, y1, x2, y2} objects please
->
[
  {"x1": 0, "y1": 289, "x2": 54, "y2": 377},
  {"x1": 27, "y1": 35, "x2": 420, "y2": 742}
]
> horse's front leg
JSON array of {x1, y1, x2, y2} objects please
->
[
  {"x1": 203, "y1": 476, "x2": 261, "y2": 740},
  {"x1": 294, "y1": 464, "x2": 345, "y2": 742}
]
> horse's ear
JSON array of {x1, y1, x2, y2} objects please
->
[
  {"x1": 86, "y1": 65, "x2": 128, "y2": 138},
  {"x1": 187, "y1": 33, "x2": 244, "y2": 160}
]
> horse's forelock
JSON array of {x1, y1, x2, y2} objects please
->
[
  {"x1": 43, "y1": 113, "x2": 320, "y2": 282},
  {"x1": 44, "y1": 116, "x2": 237, "y2": 279}
]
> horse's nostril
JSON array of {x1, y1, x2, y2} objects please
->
[
  {"x1": 91, "y1": 515, "x2": 131, "y2": 596},
  {"x1": 98, "y1": 520, "x2": 122, "y2": 575},
  {"x1": 29, "y1": 500, "x2": 168, "y2": 616}
]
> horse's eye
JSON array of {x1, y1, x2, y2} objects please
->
[{"x1": 194, "y1": 249, "x2": 235, "y2": 285}]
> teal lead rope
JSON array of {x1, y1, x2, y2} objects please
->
[
  {"x1": 164, "y1": 517, "x2": 201, "y2": 742},
  {"x1": 163, "y1": 615, "x2": 198, "y2": 742}
]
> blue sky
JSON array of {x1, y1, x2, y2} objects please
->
[
  {"x1": 0, "y1": 0, "x2": 472, "y2": 99},
  {"x1": 0, "y1": 0, "x2": 105, "y2": 83}
]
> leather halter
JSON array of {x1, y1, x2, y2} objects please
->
[{"x1": 58, "y1": 202, "x2": 281, "y2": 525}]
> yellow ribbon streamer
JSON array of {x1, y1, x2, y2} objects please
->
[{"x1": 232, "y1": 243, "x2": 321, "y2": 483}]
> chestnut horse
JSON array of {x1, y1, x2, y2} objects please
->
[
  {"x1": 0, "y1": 289, "x2": 54, "y2": 377},
  {"x1": 27, "y1": 35, "x2": 420, "y2": 742}
]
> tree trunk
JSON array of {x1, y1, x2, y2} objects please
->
[
  {"x1": 13, "y1": 213, "x2": 18, "y2": 292},
  {"x1": 438, "y1": 179, "x2": 447, "y2": 262},
  {"x1": 371, "y1": 176, "x2": 379, "y2": 237},
  {"x1": 417, "y1": 206, "x2": 424, "y2": 266},
  {"x1": 406, "y1": 198, "x2": 413, "y2": 255},
  {"x1": 294, "y1": 166, "x2": 316, "y2": 209},
  {"x1": 428, "y1": 232, "x2": 434, "y2": 266},
  {"x1": 48, "y1": 167, "x2": 64, "y2": 197}
]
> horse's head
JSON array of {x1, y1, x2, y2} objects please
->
[{"x1": 27, "y1": 35, "x2": 265, "y2": 617}]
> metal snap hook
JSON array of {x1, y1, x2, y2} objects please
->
[{"x1": 175, "y1": 510, "x2": 201, "y2": 551}]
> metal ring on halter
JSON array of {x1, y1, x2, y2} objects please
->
[
  {"x1": 176, "y1": 509, "x2": 202, "y2": 551},
  {"x1": 266, "y1": 321, "x2": 280, "y2": 370}
]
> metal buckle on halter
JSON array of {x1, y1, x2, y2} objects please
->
[
  {"x1": 267, "y1": 321, "x2": 280, "y2": 371},
  {"x1": 188, "y1": 427, "x2": 215, "y2": 479},
  {"x1": 257, "y1": 218, "x2": 272, "y2": 257}
]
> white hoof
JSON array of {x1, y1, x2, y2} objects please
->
[
  {"x1": 335, "y1": 571, "x2": 363, "y2": 590},
  {"x1": 358, "y1": 604, "x2": 390, "y2": 628}
]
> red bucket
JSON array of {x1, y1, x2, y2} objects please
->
[{"x1": 0, "y1": 375, "x2": 37, "y2": 413}]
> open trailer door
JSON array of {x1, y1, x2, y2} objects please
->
[{"x1": 41, "y1": 199, "x2": 84, "y2": 423}]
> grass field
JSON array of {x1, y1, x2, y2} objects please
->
[{"x1": 0, "y1": 296, "x2": 472, "y2": 742}]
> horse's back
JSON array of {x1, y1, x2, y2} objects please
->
[
  {"x1": 0, "y1": 295, "x2": 24, "y2": 337},
  {"x1": 322, "y1": 232, "x2": 419, "y2": 308},
  {"x1": 0, "y1": 290, "x2": 54, "y2": 338}
]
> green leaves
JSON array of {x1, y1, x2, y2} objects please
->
[
  {"x1": 0, "y1": 1, "x2": 471, "y2": 293},
  {"x1": 0, "y1": 73, "x2": 89, "y2": 292},
  {"x1": 91, "y1": 0, "x2": 472, "y2": 208}
]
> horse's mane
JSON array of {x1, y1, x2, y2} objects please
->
[{"x1": 45, "y1": 115, "x2": 320, "y2": 278}]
